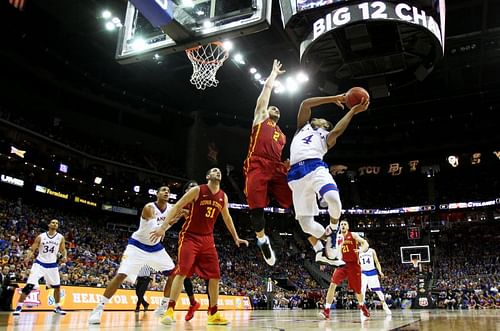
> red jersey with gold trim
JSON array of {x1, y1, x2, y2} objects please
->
[
  {"x1": 340, "y1": 231, "x2": 359, "y2": 263},
  {"x1": 180, "y1": 184, "x2": 225, "y2": 236},
  {"x1": 245, "y1": 118, "x2": 286, "y2": 163}
]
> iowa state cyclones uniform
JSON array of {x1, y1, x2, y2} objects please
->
[
  {"x1": 175, "y1": 184, "x2": 225, "y2": 279},
  {"x1": 243, "y1": 118, "x2": 292, "y2": 209},
  {"x1": 331, "y1": 231, "x2": 362, "y2": 293}
]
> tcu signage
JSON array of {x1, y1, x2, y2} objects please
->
[{"x1": 311, "y1": 1, "x2": 443, "y2": 49}]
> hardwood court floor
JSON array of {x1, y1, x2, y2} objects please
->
[{"x1": 0, "y1": 309, "x2": 498, "y2": 330}]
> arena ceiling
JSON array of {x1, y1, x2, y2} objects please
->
[{"x1": 1, "y1": 0, "x2": 500, "y2": 161}]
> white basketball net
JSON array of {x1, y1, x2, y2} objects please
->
[{"x1": 185, "y1": 42, "x2": 229, "y2": 90}]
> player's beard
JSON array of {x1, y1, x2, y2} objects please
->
[{"x1": 269, "y1": 113, "x2": 279, "y2": 122}]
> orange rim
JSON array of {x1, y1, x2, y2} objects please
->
[{"x1": 185, "y1": 41, "x2": 228, "y2": 65}]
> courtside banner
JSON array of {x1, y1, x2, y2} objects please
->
[{"x1": 12, "y1": 284, "x2": 252, "y2": 310}]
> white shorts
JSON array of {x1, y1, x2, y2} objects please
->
[
  {"x1": 288, "y1": 166, "x2": 337, "y2": 217},
  {"x1": 117, "y1": 245, "x2": 175, "y2": 283},
  {"x1": 362, "y1": 273, "x2": 382, "y2": 291},
  {"x1": 27, "y1": 262, "x2": 60, "y2": 287}
]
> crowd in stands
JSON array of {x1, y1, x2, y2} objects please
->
[{"x1": 1, "y1": 192, "x2": 498, "y2": 311}]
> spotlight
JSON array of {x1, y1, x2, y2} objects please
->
[
  {"x1": 102, "y1": 10, "x2": 112, "y2": 19},
  {"x1": 105, "y1": 22, "x2": 115, "y2": 31},
  {"x1": 94, "y1": 177, "x2": 103, "y2": 184},
  {"x1": 249, "y1": 67, "x2": 257, "y2": 74},
  {"x1": 254, "y1": 73, "x2": 262, "y2": 80}
]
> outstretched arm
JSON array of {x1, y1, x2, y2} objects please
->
[
  {"x1": 372, "y1": 249, "x2": 384, "y2": 278},
  {"x1": 352, "y1": 232, "x2": 369, "y2": 253},
  {"x1": 149, "y1": 187, "x2": 200, "y2": 241},
  {"x1": 221, "y1": 194, "x2": 249, "y2": 247},
  {"x1": 297, "y1": 95, "x2": 345, "y2": 130},
  {"x1": 253, "y1": 60, "x2": 285, "y2": 127},
  {"x1": 326, "y1": 97, "x2": 369, "y2": 149}
]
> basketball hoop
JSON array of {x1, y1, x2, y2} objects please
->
[{"x1": 185, "y1": 41, "x2": 229, "y2": 90}]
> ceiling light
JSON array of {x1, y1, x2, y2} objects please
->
[
  {"x1": 203, "y1": 20, "x2": 214, "y2": 28},
  {"x1": 254, "y1": 73, "x2": 262, "y2": 80},
  {"x1": 111, "y1": 17, "x2": 121, "y2": 24},
  {"x1": 249, "y1": 67, "x2": 257, "y2": 74},
  {"x1": 94, "y1": 177, "x2": 103, "y2": 184},
  {"x1": 259, "y1": 79, "x2": 266, "y2": 85},
  {"x1": 222, "y1": 40, "x2": 233, "y2": 51},
  {"x1": 131, "y1": 38, "x2": 147, "y2": 51},
  {"x1": 296, "y1": 72, "x2": 309, "y2": 83},
  {"x1": 154, "y1": 53, "x2": 160, "y2": 60},
  {"x1": 196, "y1": 10, "x2": 205, "y2": 16},
  {"x1": 234, "y1": 53, "x2": 245, "y2": 64},
  {"x1": 102, "y1": 10, "x2": 112, "y2": 19},
  {"x1": 286, "y1": 77, "x2": 298, "y2": 93},
  {"x1": 105, "y1": 22, "x2": 115, "y2": 31}
]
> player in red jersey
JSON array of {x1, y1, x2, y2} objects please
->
[
  {"x1": 150, "y1": 168, "x2": 249, "y2": 326},
  {"x1": 319, "y1": 220, "x2": 371, "y2": 320},
  {"x1": 244, "y1": 59, "x2": 293, "y2": 266}
]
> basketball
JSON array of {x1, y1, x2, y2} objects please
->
[{"x1": 345, "y1": 87, "x2": 370, "y2": 109}]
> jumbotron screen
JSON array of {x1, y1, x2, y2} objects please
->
[{"x1": 297, "y1": 0, "x2": 444, "y2": 17}]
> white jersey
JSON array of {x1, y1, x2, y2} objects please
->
[
  {"x1": 131, "y1": 202, "x2": 170, "y2": 246},
  {"x1": 359, "y1": 248, "x2": 377, "y2": 272},
  {"x1": 36, "y1": 232, "x2": 63, "y2": 264},
  {"x1": 290, "y1": 123, "x2": 329, "y2": 165}
]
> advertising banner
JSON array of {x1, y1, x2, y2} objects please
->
[{"x1": 12, "y1": 284, "x2": 251, "y2": 311}]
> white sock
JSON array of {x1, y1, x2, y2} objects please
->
[
  {"x1": 99, "y1": 296, "x2": 110, "y2": 306},
  {"x1": 313, "y1": 241, "x2": 324, "y2": 252},
  {"x1": 257, "y1": 236, "x2": 267, "y2": 244},
  {"x1": 161, "y1": 297, "x2": 170, "y2": 305},
  {"x1": 17, "y1": 302, "x2": 24, "y2": 308}
]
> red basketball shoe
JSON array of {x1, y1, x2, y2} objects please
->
[
  {"x1": 359, "y1": 304, "x2": 370, "y2": 318},
  {"x1": 185, "y1": 301, "x2": 201, "y2": 321}
]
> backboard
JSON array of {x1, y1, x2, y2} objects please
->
[
  {"x1": 116, "y1": 0, "x2": 272, "y2": 64},
  {"x1": 400, "y1": 245, "x2": 431, "y2": 265}
]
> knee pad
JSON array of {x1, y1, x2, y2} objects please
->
[
  {"x1": 322, "y1": 190, "x2": 342, "y2": 220},
  {"x1": 249, "y1": 208, "x2": 265, "y2": 233},
  {"x1": 22, "y1": 284, "x2": 35, "y2": 295},
  {"x1": 296, "y1": 216, "x2": 325, "y2": 239}
]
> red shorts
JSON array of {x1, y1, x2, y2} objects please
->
[
  {"x1": 175, "y1": 232, "x2": 220, "y2": 279},
  {"x1": 244, "y1": 155, "x2": 292, "y2": 209},
  {"x1": 331, "y1": 262, "x2": 362, "y2": 294}
]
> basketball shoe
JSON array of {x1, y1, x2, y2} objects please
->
[
  {"x1": 325, "y1": 224, "x2": 341, "y2": 259},
  {"x1": 382, "y1": 302, "x2": 392, "y2": 315},
  {"x1": 318, "y1": 307, "x2": 330, "y2": 319},
  {"x1": 315, "y1": 250, "x2": 345, "y2": 266},
  {"x1": 53, "y1": 306, "x2": 66, "y2": 315},
  {"x1": 154, "y1": 298, "x2": 169, "y2": 316},
  {"x1": 160, "y1": 307, "x2": 175, "y2": 325},
  {"x1": 88, "y1": 306, "x2": 103, "y2": 324},
  {"x1": 185, "y1": 300, "x2": 201, "y2": 321},
  {"x1": 207, "y1": 311, "x2": 229, "y2": 325},
  {"x1": 257, "y1": 235, "x2": 276, "y2": 266},
  {"x1": 12, "y1": 306, "x2": 22, "y2": 316},
  {"x1": 359, "y1": 304, "x2": 370, "y2": 318}
]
